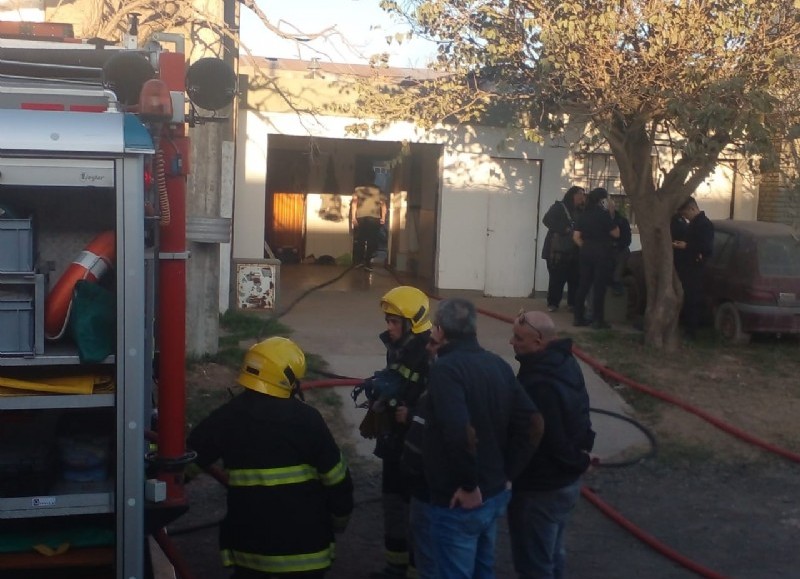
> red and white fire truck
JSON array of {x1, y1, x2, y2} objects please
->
[{"x1": 0, "y1": 17, "x2": 235, "y2": 578}]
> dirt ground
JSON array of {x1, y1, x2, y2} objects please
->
[{"x1": 170, "y1": 331, "x2": 800, "y2": 579}]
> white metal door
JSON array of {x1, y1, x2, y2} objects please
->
[{"x1": 485, "y1": 158, "x2": 542, "y2": 297}]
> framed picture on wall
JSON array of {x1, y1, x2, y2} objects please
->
[{"x1": 234, "y1": 260, "x2": 280, "y2": 311}]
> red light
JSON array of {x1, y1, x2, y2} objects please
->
[
  {"x1": 21, "y1": 103, "x2": 65, "y2": 111},
  {"x1": 144, "y1": 166, "x2": 154, "y2": 190},
  {"x1": 69, "y1": 104, "x2": 107, "y2": 113},
  {"x1": 139, "y1": 79, "x2": 173, "y2": 122}
]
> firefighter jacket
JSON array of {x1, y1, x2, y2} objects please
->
[
  {"x1": 372, "y1": 329, "x2": 431, "y2": 460},
  {"x1": 188, "y1": 389, "x2": 354, "y2": 576}
]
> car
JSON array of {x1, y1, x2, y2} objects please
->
[{"x1": 624, "y1": 220, "x2": 800, "y2": 343}]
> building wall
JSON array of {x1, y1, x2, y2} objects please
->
[{"x1": 235, "y1": 109, "x2": 578, "y2": 296}]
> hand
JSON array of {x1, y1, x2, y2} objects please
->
[
  {"x1": 395, "y1": 404, "x2": 409, "y2": 424},
  {"x1": 672, "y1": 240, "x2": 687, "y2": 249},
  {"x1": 450, "y1": 486, "x2": 483, "y2": 510}
]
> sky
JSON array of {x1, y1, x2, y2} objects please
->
[{"x1": 239, "y1": 0, "x2": 438, "y2": 68}]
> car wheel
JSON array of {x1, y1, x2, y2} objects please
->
[{"x1": 714, "y1": 302, "x2": 751, "y2": 344}]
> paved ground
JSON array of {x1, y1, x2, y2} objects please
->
[
  {"x1": 162, "y1": 263, "x2": 653, "y2": 579},
  {"x1": 278, "y1": 264, "x2": 650, "y2": 462}
]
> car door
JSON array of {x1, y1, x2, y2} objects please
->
[{"x1": 704, "y1": 228, "x2": 739, "y2": 307}]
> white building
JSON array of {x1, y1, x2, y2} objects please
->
[{"x1": 230, "y1": 57, "x2": 758, "y2": 301}]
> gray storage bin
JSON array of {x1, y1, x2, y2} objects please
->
[
  {"x1": 0, "y1": 218, "x2": 34, "y2": 272},
  {"x1": 0, "y1": 273, "x2": 44, "y2": 355},
  {"x1": 0, "y1": 298, "x2": 34, "y2": 355}
]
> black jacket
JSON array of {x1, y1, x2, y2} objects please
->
[
  {"x1": 423, "y1": 336, "x2": 539, "y2": 506},
  {"x1": 680, "y1": 211, "x2": 715, "y2": 272},
  {"x1": 575, "y1": 205, "x2": 617, "y2": 257},
  {"x1": 188, "y1": 389, "x2": 354, "y2": 575},
  {"x1": 542, "y1": 199, "x2": 580, "y2": 260},
  {"x1": 514, "y1": 338, "x2": 594, "y2": 492},
  {"x1": 373, "y1": 329, "x2": 431, "y2": 460}
]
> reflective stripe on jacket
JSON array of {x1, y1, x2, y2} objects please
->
[{"x1": 187, "y1": 389, "x2": 354, "y2": 573}]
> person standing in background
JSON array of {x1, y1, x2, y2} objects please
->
[
  {"x1": 351, "y1": 173, "x2": 387, "y2": 270},
  {"x1": 610, "y1": 203, "x2": 632, "y2": 296},
  {"x1": 572, "y1": 188, "x2": 620, "y2": 329},
  {"x1": 541, "y1": 186, "x2": 586, "y2": 312},
  {"x1": 673, "y1": 197, "x2": 714, "y2": 339}
]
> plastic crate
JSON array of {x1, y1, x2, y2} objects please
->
[
  {"x1": 0, "y1": 218, "x2": 34, "y2": 272},
  {"x1": 0, "y1": 274, "x2": 44, "y2": 355}
]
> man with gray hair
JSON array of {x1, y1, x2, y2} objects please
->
[
  {"x1": 421, "y1": 298, "x2": 543, "y2": 578},
  {"x1": 507, "y1": 310, "x2": 595, "y2": 579}
]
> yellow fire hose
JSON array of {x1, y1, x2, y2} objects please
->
[{"x1": 0, "y1": 375, "x2": 114, "y2": 395}]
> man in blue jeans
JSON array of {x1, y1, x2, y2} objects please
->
[
  {"x1": 508, "y1": 310, "x2": 595, "y2": 579},
  {"x1": 422, "y1": 298, "x2": 543, "y2": 578}
]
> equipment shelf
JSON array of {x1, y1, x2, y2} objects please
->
[
  {"x1": 0, "y1": 483, "x2": 114, "y2": 520},
  {"x1": 0, "y1": 345, "x2": 115, "y2": 366},
  {"x1": 0, "y1": 393, "x2": 114, "y2": 410}
]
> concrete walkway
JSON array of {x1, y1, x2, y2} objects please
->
[{"x1": 277, "y1": 264, "x2": 649, "y2": 463}]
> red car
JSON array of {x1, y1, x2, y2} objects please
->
[{"x1": 625, "y1": 220, "x2": 800, "y2": 342}]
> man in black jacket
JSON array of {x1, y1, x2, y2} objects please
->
[
  {"x1": 188, "y1": 337, "x2": 354, "y2": 578},
  {"x1": 508, "y1": 311, "x2": 595, "y2": 579},
  {"x1": 422, "y1": 298, "x2": 543, "y2": 578},
  {"x1": 673, "y1": 197, "x2": 715, "y2": 338}
]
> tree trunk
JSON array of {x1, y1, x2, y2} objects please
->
[
  {"x1": 634, "y1": 200, "x2": 683, "y2": 351},
  {"x1": 604, "y1": 122, "x2": 683, "y2": 351}
]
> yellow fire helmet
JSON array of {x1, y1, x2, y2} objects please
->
[
  {"x1": 237, "y1": 337, "x2": 306, "y2": 398},
  {"x1": 380, "y1": 286, "x2": 432, "y2": 334}
]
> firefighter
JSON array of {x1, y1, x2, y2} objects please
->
[
  {"x1": 188, "y1": 337, "x2": 354, "y2": 578},
  {"x1": 360, "y1": 286, "x2": 432, "y2": 578}
]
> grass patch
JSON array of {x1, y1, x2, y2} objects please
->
[
  {"x1": 188, "y1": 311, "x2": 292, "y2": 370},
  {"x1": 655, "y1": 439, "x2": 719, "y2": 467}
]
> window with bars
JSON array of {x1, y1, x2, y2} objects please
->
[{"x1": 572, "y1": 153, "x2": 634, "y2": 224}]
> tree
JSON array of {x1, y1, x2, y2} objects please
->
[{"x1": 366, "y1": 0, "x2": 800, "y2": 350}]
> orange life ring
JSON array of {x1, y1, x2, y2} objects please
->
[{"x1": 45, "y1": 230, "x2": 116, "y2": 340}]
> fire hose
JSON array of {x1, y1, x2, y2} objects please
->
[{"x1": 157, "y1": 267, "x2": 799, "y2": 579}]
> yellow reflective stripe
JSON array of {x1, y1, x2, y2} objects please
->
[
  {"x1": 221, "y1": 544, "x2": 335, "y2": 573},
  {"x1": 228, "y1": 464, "x2": 318, "y2": 487},
  {"x1": 389, "y1": 363, "x2": 420, "y2": 383},
  {"x1": 319, "y1": 454, "x2": 348, "y2": 487},
  {"x1": 386, "y1": 549, "x2": 409, "y2": 566}
]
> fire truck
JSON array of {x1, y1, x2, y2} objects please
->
[{"x1": 0, "y1": 17, "x2": 235, "y2": 578}]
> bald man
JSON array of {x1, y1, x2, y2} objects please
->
[{"x1": 507, "y1": 310, "x2": 595, "y2": 579}]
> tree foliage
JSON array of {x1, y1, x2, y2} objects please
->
[{"x1": 365, "y1": 0, "x2": 800, "y2": 350}]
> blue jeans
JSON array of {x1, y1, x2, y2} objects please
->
[
  {"x1": 426, "y1": 489, "x2": 511, "y2": 579},
  {"x1": 507, "y1": 480, "x2": 582, "y2": 579},
  {"x1": 410, "y1": 497, "x2": 437, "y2": 579}
]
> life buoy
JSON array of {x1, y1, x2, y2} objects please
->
[{"x1": 45, "y1": 230, "x2": 115, "y2": 340}]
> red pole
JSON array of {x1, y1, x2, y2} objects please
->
[{"x1": 156, "y1": 51, "x2": 189, "y2": 503}]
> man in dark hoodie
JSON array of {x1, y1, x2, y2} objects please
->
[{"x1": 507, "y1": 311, "x2": 595, "y2": 579}]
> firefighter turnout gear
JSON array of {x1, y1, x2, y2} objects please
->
[
  {"x1": 237, "y1": 337, "x2": 306, "y2": 399},
  {"x1": 380, "y1": 286, "x2": 432, "y2": 334},
  {"x1": 189, "y1": 341, "x2": 353, "y2": 577},
  {"x1": 365, "y1": 287, "x2": 433, "y2": 578}
]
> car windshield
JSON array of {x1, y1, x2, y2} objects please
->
[{"x1": 757, "y1": 236, "x2": 800, "y2": 277}]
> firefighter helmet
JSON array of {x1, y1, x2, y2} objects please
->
[
  {"x1": 237, "y1": 337, "x2": 306, "y2": 398},
  {"x1": 380, "y1": 286, "x2": 432, "y2": 334}
]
